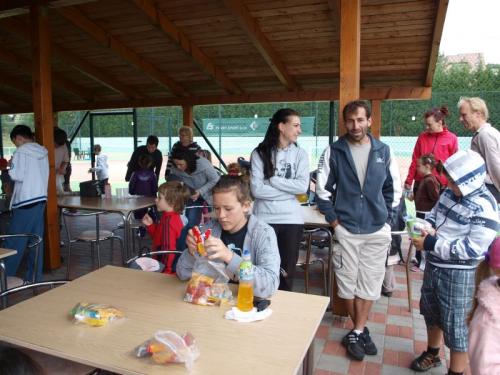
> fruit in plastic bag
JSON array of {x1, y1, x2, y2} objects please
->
[
  {"x1": 71, "y1": 302, "x2": 123, "y2": 327},
  {"x1": 135, "y1": 331, "x2": 200, "y2": 371}
]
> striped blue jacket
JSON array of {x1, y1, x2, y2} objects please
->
[{"x1": 423, "y1": 150, "x2": 499, "y2": 269}]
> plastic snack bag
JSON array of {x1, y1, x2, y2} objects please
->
[
  {"x1": 135, "y1": 330, "x2": 200, "y2": 371},
  {"x1": 71, "y1": 302, "x2": 123, "y2": 327},
  {"x1": 184, "y1": 257, "x2": 232, "y2": 306}
]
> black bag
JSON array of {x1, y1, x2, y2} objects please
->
[{"x1": 79, "y1": 180, "x2": 101, "y2": 197}]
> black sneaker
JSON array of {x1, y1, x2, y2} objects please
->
[
  {"x1": 346, "y1": 331, "x2": 365, "y2": 361},
  {"x1": 410, "y1": 351, "x2": 442, "y2": 372},
  {"x1": 341, "y1": 330, "x2": 355, "y2": 347},
  {"x1": 361, "y1": 327, "x2": 377, "y2": 355}
]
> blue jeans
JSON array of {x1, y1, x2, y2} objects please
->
[{"x1": 4, "y1": 202, "x2": 46, "y2": 282}]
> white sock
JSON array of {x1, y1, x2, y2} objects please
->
[{"x1": 353, "y1": 329, "x2": 362, "y2": 335}]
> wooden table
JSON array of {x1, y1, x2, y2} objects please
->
[
  {"x1": 0, "y1": 266, "x2": 329, "y2": 375},
  {"x1": 58, "y1": 196, "x2": 156, "y2": 259},
  {"x1": 0, "y1": 248, "x2": 17, "y2": 293}
]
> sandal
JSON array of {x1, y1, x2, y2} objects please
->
[{"x1": 410, "y1": 351, "x2": 442, "y2": 372}]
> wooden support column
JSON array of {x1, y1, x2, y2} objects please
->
[
  {"x1": 332, "y1": 0, "x2": 361, "y2": 317},
  {"x1": 30, "y1": 4, "x2": 60, "y2": 270},
  {"x1": 371, "y1": 100, "x2": 381, "y2": 139},
  {"x1": 183, "y1": 105, "x2": 193, "y2": 127},
  {"x1": 338, "y1": 0, "x2": 360, "y2": 136}
]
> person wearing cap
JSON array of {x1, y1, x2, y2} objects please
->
[
  {"x1": 468, "y1": 237, "x2": 500, "y2": 375},
  {"x1": 410, "y1": 149, "x2": 499, "y2": 375},
  {"x1": 4, "y1": 125, "x2": 49, "y2": 282}
]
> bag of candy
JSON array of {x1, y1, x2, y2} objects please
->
[
  {"x1": 71, "y1": 302, "x2": 123, "y2": 327},
  {"x1": 184, "y1": 257, "x2": 232, "y2": 306},
  {"x1": 135, "y1": 330, "x2": 200, "y2": 371}
]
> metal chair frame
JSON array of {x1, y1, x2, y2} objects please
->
[
  {"x1": 0, "y1": 280, "x2": 68, "y2": 309},
  {"x1": 0, "y1": 233, "x2": 43, "y2": 297},
  {"x1": 299, "y1": 228, "x2": 329, "y2": 295},
  {"x1": 62, "y1": 209, "x2": 124, "y2": 279}
]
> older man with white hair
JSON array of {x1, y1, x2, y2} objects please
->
[{"x1": 458, "y1": 97, "x2": 500, "y2": 202}]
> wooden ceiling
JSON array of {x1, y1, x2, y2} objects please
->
[{"x1": 0, "y1": 0, "x2": 447, "y2": 114}]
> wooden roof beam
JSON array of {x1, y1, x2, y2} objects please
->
[
  {"x1": 0, "y1": 46, "x2": 94, "y2": 101},
  {"x1": 0, "y1": 0, "x2": 97, "y2": 19},
  {"x1": 0, "y1": 18, "x2": 140, "y2": 99},
  {"x1": 133, "y1": 0, "x2": 242, "y2": 95},
  {"x1": 425, "y1": 0, "x2": 448, "y2": 86},
  {"x1": 56, "y1": 6, "x2": 189, "y2": 97},
  {"x1": 11, "y1": 86, "x2": 430, "y2": 113},
  {"x1": 222, "y1": 0, "x2": 299, "y2": 91},
  {"x1": 0, "y1": 75, "x2": 33, "y2": 96}
]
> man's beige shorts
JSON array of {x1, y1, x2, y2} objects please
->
[{"x1": 333, "y1": 223, "x2": 392, "y2": 300}]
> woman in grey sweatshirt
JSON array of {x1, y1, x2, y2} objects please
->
[
  {"x1": 169, "y1": 148, "x2": 220, "y2": 229},
  {"x1": 250, "y1": 108, "x2": 309, "y2": 291}
]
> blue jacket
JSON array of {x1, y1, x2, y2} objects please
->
[{"x1": 316, "y1": 134, "x2": 401, "y2": 234}]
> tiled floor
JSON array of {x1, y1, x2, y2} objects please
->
[{"x1": 8, "y1": 213, "x2": 472, "y2": 375}]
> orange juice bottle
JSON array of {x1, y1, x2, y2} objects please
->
[{"x1": 237, "y1": 249, "x2": 254, "y2": 312}]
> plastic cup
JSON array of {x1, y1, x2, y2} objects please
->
[{"x1": 116, "y1": 189, "x2": 124, "y2": 198}]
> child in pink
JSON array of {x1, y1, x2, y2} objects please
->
[{"x1": 468, "y1": 237, "x2": 500, "y2": 375}]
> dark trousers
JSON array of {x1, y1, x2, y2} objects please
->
[
  {"x1": 4, "y1": 202, "x2": 46, "y2": 282},
  {"x1": 270, "y1": 223, "x2": 304, "y2": 291}
]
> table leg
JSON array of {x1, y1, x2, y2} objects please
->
[
  {"x1": 1, "y1": 260, "x2": 7, "y2": 308},
  {"x1": 124, "y1": 212, "x2": 132, "y2": 261},
  {"x1": 95, "y1": 214, "x2": 101, "y2": 268},
  {"x1": 302, "y1": 338, "x2": 314, "y2": 375}
]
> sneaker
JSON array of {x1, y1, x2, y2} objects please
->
[
  {"x1": 361, "y1": 327, "x2": 377, "y2": 355},
  {"x1": 410, "y1": 351, "x2": 442, "y2": 372},
  {"x1": 341, "y1": 330, "x2": 355, "y2": 347},
  {"x1": 346, "y1": 331, "x2": 365, "y2": 361}
]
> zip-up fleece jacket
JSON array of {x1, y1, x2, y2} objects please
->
[
  {"x1": 405, "y1": 127, "x2": 458, "y2": 188},
  {"x1": 423, "y1": 149, "x2": 499, "y2": 269},
  {"x1": 165, "y1": 141, "x2": 202, "y2": 179},
  {"x1": 9, "y1": 142, "x2": 49, "y2": 209},
  {"x1": 250, "y1": 144, "x2": 309, "y2": 224},
  {"x1": 169, "y1": 156, "x2": 220, "y2": 205},
  {"x1": 176, "y1": 214, "x2": 280, "y2": 298},
  {"x1": 146, "y1": 211, "x2": 184, "y2": 274},
  {"x1": 316, "y1": 134, "x2": 401, "y2": 234}
]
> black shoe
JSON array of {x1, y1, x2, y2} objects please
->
[
  {"x1": 381, "y1": 290, "x2": 393, "y2": 297},
  {"x1": 361, "y1": 327, "x2": 377, "y2": 355},
  {"x1": 341, "y1": 330, "x2": 355, "y2": 347},
  {"x1": 346, "y1": 331, "x2": 365, "y2": 361},
  {"x1": 410, "y1": 351, "x2": 442, "y2": 372}
]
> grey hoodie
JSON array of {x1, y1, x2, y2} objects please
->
[
  {"x1": 9, "y1": 142, "x2": 49, "y2": 209},
  {"x1": 169, "y1": 156, "x2": 220, "y2": 204},
  {"x1": 176, "y1": 215, "x2": 280, "y2": 298},
  {"x1": 250, "y1": 144, "x2": 309, "y2": 224}
]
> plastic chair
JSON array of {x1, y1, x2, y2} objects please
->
[
  {"x1": 62, "y1": 209, "x2": 124, "y2": 279},
  {"x1": 297, "y1": 228, "x2": 330, "y2": 295},
  {"x1": 0, "y1": 233, "x2": 43, "y2": 298},
  {"x1": 0, "y1": 280, "x2": 68, "y2": 309}
]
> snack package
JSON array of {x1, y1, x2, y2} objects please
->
[
  {"x1": 184, "y1": 257, "x2": 232, "y2": 306},
  {"x1": 71, "y1": 302, "x2": 123, "y2": 327},
  {"x1": 192, "y1": 227, "x2": 211, "y2": 256},
  {"x1": 135, "y1": 330, "x2": 200, "y2": 371}
]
